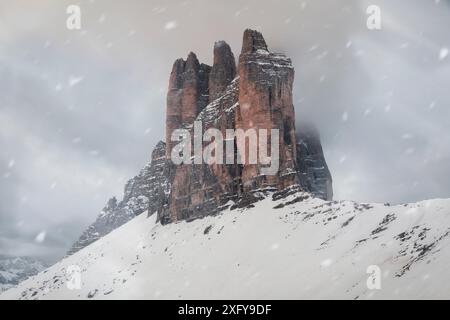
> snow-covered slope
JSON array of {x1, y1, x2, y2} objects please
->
[{"x1": 2, "y1": 189, "x2": 450, "y2": 299}]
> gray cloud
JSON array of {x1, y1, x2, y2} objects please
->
[{"x1": 1, "y1": 0, "x2": 450, "y2": 262}]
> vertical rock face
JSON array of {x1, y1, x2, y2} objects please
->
[
  {"x1": 161, "y1": 77, "x2": 241, "y2": 224},
  {"x1": 209, "y1": 41, "x2": 237, "y2": 102},
  {"x1": 166, "y1": 53, "x2": 211, "y2": 159},
  {"x1": 0, "y1": 256, "x2": 47, "y2": 292},
  {"x1": 67, "y1": 141, "x2": 172, "y2": 255},
  {"x1": 237, "y1": 29, "x2": 298, "y2": 192},
  {"x1": 160, "y1": 29, "x2": 332, "y2": 224},
  {"x1": 241, "y1": 29, "x2": 268, "y2": 53}
]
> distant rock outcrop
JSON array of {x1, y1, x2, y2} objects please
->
[
  {"x1": 296, "y1": 124, "x2": 333, "y2": 201},
  {"x1": 209, "y1": 41, "x2": 237, "y2": 102}
]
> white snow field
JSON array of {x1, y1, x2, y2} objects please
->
[{"x1": 2, "y1": 189, "x2": 450, "y2": 300}]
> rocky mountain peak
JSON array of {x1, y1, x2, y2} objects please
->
[
  {"x1": 241, "y1": 29, "x2": 268, "y2": 54},
  {"x1": 185, "y1": 51, "x2": 200, "y2": 71},
  {"x1": 160, "y1": 29, "x2": 332, "y2": 224},
  {"x1": 209, "y1": 41, "x2": 237, "y2": 102},
  {"x1": 69, "y1": 29, "x2": 333, "y2": 252}
]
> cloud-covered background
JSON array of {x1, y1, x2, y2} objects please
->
[{"x1": 1, "y1": 0, "x2": 449, "y2": 262}]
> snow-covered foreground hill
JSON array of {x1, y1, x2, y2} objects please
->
[{"x1": 2, "y1": 189, "x2": 450, "y2": 300}]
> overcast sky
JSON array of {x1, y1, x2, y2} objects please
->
[{"x1": 1, "y1": 0, "x2": 450, "y2": 263}]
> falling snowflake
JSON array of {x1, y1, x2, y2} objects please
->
[
  {"x1": 234, "y1": 7, "x2": 249, "y2": 17},
  {"x1": 164, "y1": 21, "x2": 178, "y2": 31},
  {"x1": 153, "y1": 6, "x2": 167, "y2": 14},
  {"x1": 320, "y1": 259, "x2": 333, "y2": 267},
  {"x1": 68, "y1": 76, "x2": 84, "y2": 87},
  {"x1": 98, "y1": 13, "x2": 106, "y2": 23},
  {"x1": 35, "y1": 231, "x2": 47, "y2": 243},
  {"x1": 428, "y1": 101, "x2": 436, "y2": 110},
  {"x1": 439, "y1": 47, "x2": 448, "y2": 61},
  {"x1": 8, "y1": 159, "x2": 15, "y2": 168},
  {"x1": 341, "y1": 112, "x2": 349, "y2": 122},
  {"x1": 401, "y1": 133, "x2": 413, "y2": 140},
  {"x1": 270, "y1": 243, "x2": 280, "y2": 250},
  {"x1": 72, "y1": 137, "x2": 82, "y2": 144}
]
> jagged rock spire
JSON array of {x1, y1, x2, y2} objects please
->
[
  {"x1": 237, "y1": 28, "x2": 298, "y2": 192},
  {"x1": 241, "y1": 29, "x2": 268, "y2": 53},
  {"x1": 209, "y1": 41, "x2": 237, "y2": 102},
  {"x1": 166, "y1": 52, "x2": 211, "y2": 159},
  {"x1": 186, "y1": 52, "x2": 200, "y2": 71}
]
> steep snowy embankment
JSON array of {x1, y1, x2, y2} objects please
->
[{"x1": 2, "y1": 190, "x2": 450, "y2": 299}]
